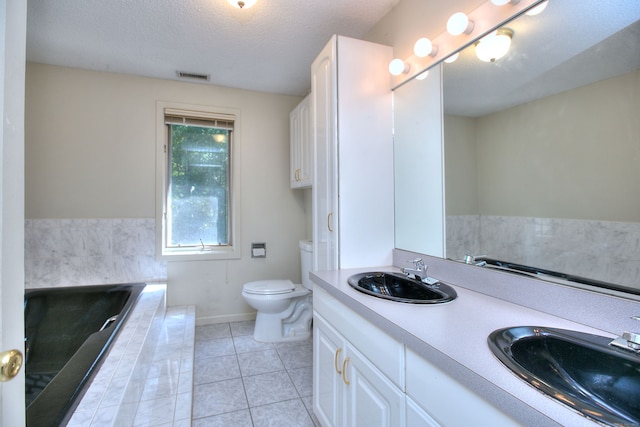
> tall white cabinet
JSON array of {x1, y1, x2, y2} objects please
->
[{"x1": 311, "y1": 35, "x2": 394, "y2": 271}]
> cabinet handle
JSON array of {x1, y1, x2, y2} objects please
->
[
  {"x1": 342, "y1": 357, "x2": 350, "y2": 385},
  {"x1": 334, "y1": 348, "x2": 342, "y2": 374},
  {"x1": 327, "y1": 212, "x2": 333, "y2": 232},
  {"x1": 295, "y1": 168, "x2": 301, "y2": 181}
]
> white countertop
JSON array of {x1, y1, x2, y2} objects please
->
[{"x1": 311, "y1": 266, "x2": 613, "y2": 427}]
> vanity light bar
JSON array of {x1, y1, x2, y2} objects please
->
[{"x1": 389, "y1": 0, "x2": 546, "y2": 89}]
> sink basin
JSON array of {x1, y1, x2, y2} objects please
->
[
  {"x1": 488, "y1": 326, "x2": 640, "y2": 426},
  {"x1": 347, "y1": 272, "x2": 457, "y2": 304}
]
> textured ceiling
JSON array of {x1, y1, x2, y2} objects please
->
[{"x1": 26, "y1": 0, "x2": 399, "y2": 96}]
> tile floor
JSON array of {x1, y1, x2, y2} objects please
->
[{"x1": 192, "y1": 321, "x2": 319, "y2": 427}]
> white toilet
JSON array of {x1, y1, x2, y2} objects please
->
[{"x1": 242, "y1": 240, "x2": 313, "y2": 342}]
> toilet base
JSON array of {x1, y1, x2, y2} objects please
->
[{"x1": 253, "y1": 296, "x2": 312, "y2": 343}]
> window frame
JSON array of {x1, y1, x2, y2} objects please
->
[{"x1": 156, "y1": 101, "x2": 242, "y2": 260}]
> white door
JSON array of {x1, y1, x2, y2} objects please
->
[{"x1": 1, "y1": 0, "x2": 27, "y2": 425}]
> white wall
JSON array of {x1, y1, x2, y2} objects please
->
[
  {"x1": 476, "y1": 70, "x2": 640, "y2": 222},
  {"x1": 445, "y1": 70, "x2": 640, "y2": 222},
  {"x1": 25, "y1": 63, "x2": 307, "y2": 323}
]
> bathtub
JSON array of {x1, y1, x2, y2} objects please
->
[{"x1": 25, "y1": 283, "x2": 145, "y2": 427}]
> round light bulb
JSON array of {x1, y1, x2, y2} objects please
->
[
  {"x1": 415, "y1": 70, "x2": 429, "y2": 80},
  {"x1": 444, "y1": 52, "x2": 459, "y2": 64},
  {"x1": 389, "y1": 59, "x2": 409, "y2": 76},
  {"x1": 526, "y1": 0, "x2": 548, "y2": 16},
  {"x1": 447, "y1": 12, "x2": 474, "y2": 36},
  {"x1": 414, "y1": 38, "x2": 437, "y2": 58},
  {"x1": 491, "y1": 0, "x2": 511, "y2": 5}
]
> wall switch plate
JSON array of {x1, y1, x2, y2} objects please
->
[{"x1": 251, "y1": 242, "x2": 266, "y2": 258}]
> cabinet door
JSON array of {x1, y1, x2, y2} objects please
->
[
  {"x1": 290, "y1": 95, "x2": 312, "y2": 188},
  {"x1": 406, "y1": 397, "x2": 441, "y2": 427},
  {"x1": 344, "y1": 344, "x2": 405, "y2": 427},
  {"x1": 311, "y1": 36, "x2": 338, "y2": 271},
  {"x1": 313, "y1": 312, "x2": 345, "y2": 427}
]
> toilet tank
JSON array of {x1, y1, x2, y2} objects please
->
[{"x1": 299, "y1": 239, "x2": 313, "y2": 290}]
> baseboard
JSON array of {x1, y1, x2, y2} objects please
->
[{"x1": 196, "y1": 311, "x2": 256, "y2": 326}]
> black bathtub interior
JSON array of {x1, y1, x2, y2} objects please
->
[{"x1": 25, "y1": 283, "x2": 145, "y2": 427}]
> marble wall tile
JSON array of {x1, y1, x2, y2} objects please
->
[
  {"x1": 25, "y1": 218, "x2": 167, "y2": 288},
  {"x1": 447, "y1": 215, "x2": 640, "y2": 289}
]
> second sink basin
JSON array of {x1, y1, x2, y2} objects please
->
[
  {"x1": 347, "y1": 272, "x2": 457, "y2": 304},
  {"x1": 488, "y1": 326, "x2": 640, "y2": 426}
]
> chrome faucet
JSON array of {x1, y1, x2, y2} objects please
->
[
  {"x1": 463, "y1": 254, "x2": 487, "y2": 267},
  {"x1": 610, "y1": 316, "x2": 640, "y2": 353},
  {"x1": 402, "y1": 258, "x2": 428, "y2": 281}
]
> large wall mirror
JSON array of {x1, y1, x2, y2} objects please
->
[{"x1": 394, "y1": 0, "x2": 640, "y2": 293}]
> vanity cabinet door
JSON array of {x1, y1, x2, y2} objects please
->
[
  {"x1": 314, "y1": 309, "x2": 405, "y2": 427},
  {"x1": 406, "y1": 396, "x2": 441, "y2": 427},
  {"x1": 313, "y1": 312, "x2": 345, "y2": 427},
  {"x1": 290, "y1": 94, "x2": 312, "y2": 188},
  {"x1": 344, "y1": 343, "x2": 405, "y2": 427}
]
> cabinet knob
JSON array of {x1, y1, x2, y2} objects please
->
[
  {"x1": 334, "y1": 348, "x2": 342, "y2": 374},
  {"x1": 342, "y1": 357, "x2": 350, "y2": 385}
]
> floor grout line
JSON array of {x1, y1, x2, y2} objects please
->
[{"x1": 192, "y1": 320, "x2": 317, "y2": 426}]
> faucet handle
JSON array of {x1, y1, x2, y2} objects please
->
[{"x1": 409, "y1": 258, "x2": 425, "y2": 271}]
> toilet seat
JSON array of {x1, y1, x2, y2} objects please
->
[{"x1": 243, "y1": 280, "x2": 296, "y2": 295}]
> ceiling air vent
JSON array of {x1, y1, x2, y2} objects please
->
[{"x1": 177, "y1": 71, "x2": 210, "y2": 81}]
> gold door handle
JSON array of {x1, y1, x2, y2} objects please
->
[
  {"x1": 0, "y1": 349, "x2": 23, "y2": 382},
  {"x1": 334, "y1": 348, "x2": 342, "y2": 374},
  {"x1": 327, "y1": 212, "x2": 333, "y2": 232},
  {"x1": 342, "y1": 357, "x2": 350, "y2": 385}
]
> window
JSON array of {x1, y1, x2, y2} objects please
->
[{"x1": 156, "y1": 102, "x2": 241, "y2": 259}]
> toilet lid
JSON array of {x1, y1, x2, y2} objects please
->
[{"x1": 243, "y1": 280, "x2": 296, "y2": 295}]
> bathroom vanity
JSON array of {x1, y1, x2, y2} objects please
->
[{"x1": 311, "y1": 251, "x2": 640, "y2": 427}]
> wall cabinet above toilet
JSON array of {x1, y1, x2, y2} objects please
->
[{"x1": 290, "y1": 94, "x2": 312, "y2": 189}]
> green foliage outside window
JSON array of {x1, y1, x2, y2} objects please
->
[{"x1": 168, "y1": 124, "x2": 230, "y2": 247}]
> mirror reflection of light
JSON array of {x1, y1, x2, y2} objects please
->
[
  {"x1": 416, "y1": 70, "x2": 429, "y2": 80},
  {"x1": 475, "y1": 28, "x2": 513, "y2": 62},
  {"x1": 526, "y1": 0, "x2": 548, "y2": 16},
  {"x1": 444, "y1": 52, "x2": 459, "y2": 64}
]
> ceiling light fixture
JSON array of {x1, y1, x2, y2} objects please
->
[
  {"x1": 475, "y1": 28, "x2": 514, "y2": 62},
  {"x1": 227, "y1": 0, "x2": 257, "y2": 9},
  {"x1": 447, "y1": 12, "x2": 475, "y2": 36},
  {"x1": 414, "y1": 38, "x2": 438, "y2": 58}
]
